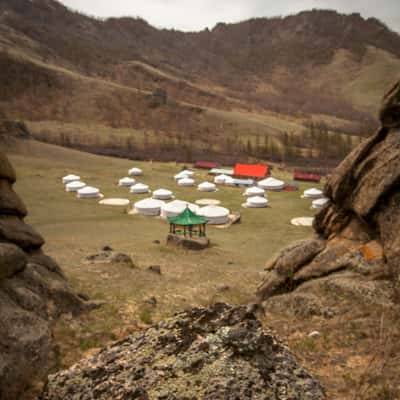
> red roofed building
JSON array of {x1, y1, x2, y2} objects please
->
[
  {"x1": 233, "y1": 164, "x2": 269, "y2": 179},
  {"x1": 293, "y1": 172, "x2": 321, "y2": 183},
  {"x1": 194, "y1": 161, "x2": 218, "y2": 169}
]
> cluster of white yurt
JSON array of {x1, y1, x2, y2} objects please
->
[
  {"x1": 161, "y1": 200, "x2": 199, "y2": 218},
  {"x1": 134, "y1": 198, "x2": 165, "y2": 216},
  {"x1": 178, "y1": 177, "x2": 195, "y2": 187},
  {"x1": 130, "y1": 183, "x2": 150, "y2": 194},
  {"x1": 66, "y1": 180, "x2": 86, "y2": 192},
  {"x1": 62, "y1": 174, "x2": 80, "y2": 184},
  {"x1": 77, "y1": 186, "x2": 102, "y2": 199},
  {"x1": 198, "y1": 181, "x2": 217, "y2": 192},
  {"x1": 214, "y1": 174, "x2": 231, "y2": 185},
  {"x1": 153, "y1": 188, "x2": 173, "y2": 200},
  {"x1": 303, "y1": 188, "x2": 324, "y2": 199},
  {"x1": 258, "y1": 177, "x2": 285, "y2": 191},
  {"x1": 198, "y1": 205, "x2": 230, "y2": 225},
  {"x1": 246, "y1": 196, "x2": 268, "y2": 208},
  {"x1": 244, "y1": 186, "x2": 265, "y2": 197},
  {"x1": 118, "y1": 177, "x2": 135, "y2": 187},
  {"x1": 312, "y1": 197, "x2": 330, "y2": 209},
  {"x1": 129, "y1": 167, "x2": 143, "y2": 176}
]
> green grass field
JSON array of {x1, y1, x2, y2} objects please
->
[{"x1": 8, "y1": 139, "x2": 322, "y2": 366}]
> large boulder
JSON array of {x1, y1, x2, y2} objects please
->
[
  {"x1": 258, "y1": 80, "x2": 400, "y2": 303},
  {"x1": 0, "y1": 152, "x2": 91, "y2": 400},
  {"x1": 41, "y1": 303, "x2": 326, "y2": 400}
]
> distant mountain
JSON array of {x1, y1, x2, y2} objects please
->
[{"x1": 1, "y1": 0, "x2": 399, "y2": 164}]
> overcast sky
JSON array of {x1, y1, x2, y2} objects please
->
[{"x1": 58, "y1": 0, "x2": 400, "y2": 33}]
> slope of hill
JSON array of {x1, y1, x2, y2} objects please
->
[{"x1": 1, "y1": 0, "x2": 399, "y2": 164}]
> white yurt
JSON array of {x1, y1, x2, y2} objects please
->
[
  {"x1": 181, "y1": 169, "x2": 194, "y2": 178},
  {"x1": 174, "y1": 171, "x2": 190, "y2": 181},
  {"x1": 130, "y1": 183, "x2": 150, "y2": 194},
  {"x1": 134, "y1": 198, "x2": 165, "y2": 216},
  {"x1": 258, "y1": 177, "x2": 285, "y2": 191},
  {"x1": 198, "y1": 205, "x2": 230, "y2": 225},
  {"x1": 62, "y1": 174, "x2": 80, "y2": 184},
  {"x1": 65, "y1": 181, "x2": 86, "y2": 192},
  {"x1": 128, "y1": 167, "x2": 143, "y2": 176},
  {"x1": 178, "y1": 177, "x2": 195, "y2": 187},
  {"x1": 214, "y1": 174, "x2": 231, "y2": 185},
  {"x1": 244, "y1": 186, "x2": 266, "y2": 197},
  {"x1": 77, "y1": 186, "x2": 102, "y2": 199},
  {"x1": 153, "y1": 189, "x2": 173, "y2": 200},
  {"x1": 118, "y1": 177, "x2": 135, "y2": 187},
  {"x1": 198, "y1": 181, "x2": 217, "y2": 192},
  {"x1": 224, "y1": 177, "x2": 235, "y2": 186},
  {"x1": 312, "y1": 197, "x2": 330, "y2": 209},
  {"x1": 303, "y1": 188, "x2": 324, "y2": 199},
  {"x1": 246, "y1": 196, "x2": 269, "y2": 208},
  {"x1": 161, "y1": 200, "x2": 199, "y2": 218}
]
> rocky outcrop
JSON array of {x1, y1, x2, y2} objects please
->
[
  {"x1": 257, "y1": 81, "x2": 400, "y2": 304},
  {"x1": 41, "y1": 303, "x2": 326, "y2": 400},
  {"x1": 167, "y1": 233, "x2": 210, "y2": 250},
  {"x1": 0, "y1": 152, "x2": 92, "y2": 400}
]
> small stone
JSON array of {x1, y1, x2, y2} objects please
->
[
  {"x1": 216, "y1": 284, "x2": 230, "y2": 292},
  {"x1": 308, "y1": 331, "x2": 321, "y2": 338},
  {"x1": 101, "y1": 245, "x2": 113, "y2": 252},
  {"x1": 147, "y1": 265, "x2": 161, "y2": 275},
  {"x1": 153, "y1": 240, "x2": 160, "y2": 245},
  {"x1": 144, "y1": 296, "x2": 157, "y2": 306}
]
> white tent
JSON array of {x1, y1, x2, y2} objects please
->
[
  {"x1": 214, "y1": 174, "x2": 231, "y2": 185},
  {"x1": 65, "y1": 181, "x2": 86, "y2": 192},
  {"x1": 312, "y1": 197, "x2": 330, "y2": 209},
  {"x1": 178, "y1": 177, "x2": 195, "y2": 187},
  {"x1": 62, "y1": 174, "x2": 80, "y2": 184},
  {"x1": 258, "y1": 177, "x2": 285, "y2": 191},
  {"x1": 161, "y1": 200, "x2": 199, "y2": 218},
  {"x1": 174, "y1": 171, "x2": 190, "y2": 181},
  {"x1": 153, "y1": 189, "x2": 173, "y2": 200},
  {"x1": 244, "y1": 186, "x2": 265, "y2": 197},
  {"x1": 303, "y1": 188, "x2": 324, "y2": 199},
  {"x1": 130, "y1": 183, "x2": 150, "y2": 194},
  {"x1": 181, "y1": 169, "x2": 194, "y2": 178},
  {"x1": 128, "y1": 167, "x2": 143, "y2": 176},
  {"x1": 99, "y1": 198, "x2": 130, "y2": 207},
  {"x1": 77, "y1": 186, "x2": 102, "y2": 199},
  {"x1": 224, "y1": 177, "x2": 235, "y2": 186},
  {"x1": 246, "y1": 196, "x2": 269, "y2": 208},
  {"x1": 118, "y1": 177, "x2": 135, "y2": 187},
  {"x1": 134, "y1": 198, "x2": 165, "y2": 216},
  {"x1": 198, "y1": 205, "x2": 230, "y2": 225},
  {"x1": 198, "y1": 181, "x2": 217, "y2": 192}
]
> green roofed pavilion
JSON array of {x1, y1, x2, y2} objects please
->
[{"x1": 168, "y1": 207, "x2": 207, "y2": 238}]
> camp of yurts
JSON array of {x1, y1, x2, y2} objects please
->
[
  {"x1": 134, "y1": 198, "x2": 165, "y2": 216},
  {"x1": 77, "y1": 186, "x2": 102, "y2": 199},
  {"x1": 214, "y1": 174, "x2": 230, "y2": 185},
  {"x1": 130, "y1": 183, "x2": 150, "y2": 194},
  {"x1": 128, "y1": 167, "x2": 143, "y2": 176},
  {"x1": 244, "y1": 186, "x2": 265, "y2": 197},
  {"x1": 312, "y1": 197, "x2": 330, "y2": 209},
  {"x1": 178, "y1": 177, "x2": 195, "y2": 187},
  {"x1": 197, "y1": 205, "x2": 230, "y2": 225},
  {"x1": 161, "y1": 200, "x2": 199, "y2": 218},
  {"x1": 62, "y1": 174, "x2": 81, "y2": 184},
  {"x1": 246, "y1": 196, "x2": 269, "y2": 208},
  {"x1": 258, "y1": 177, "x2": 285, "y2": 191},
  {"x1": 303, "y1": 188, "x2": 324, "y2": 199},
  {"x1": 65, "y1": 181, "x2": 86, "y2": 192},
  {"x1": 118, "y1": 177, "x2": 135, "y2": 187},
  {"x1": 153, "y1": 188, "x2": 173, "y2": 200},
  {"x1": 198, "y1": 181, "x2": 217, "y2": 192}
]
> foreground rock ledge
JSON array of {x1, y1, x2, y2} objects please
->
[{"x1": 41, "y1": 303, "x2": 326, "y2": 400}]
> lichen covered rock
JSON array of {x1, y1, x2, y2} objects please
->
[{"x1": 41, "y1": 303, "x2": 326, "y2": 400}]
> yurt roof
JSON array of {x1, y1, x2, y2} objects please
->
[
  {"x1": 259, "y1": 177, "x2": 284, "y2": 186},
  {"x1": 131, "y1": 183, "x2": 149, "y2": 190},
  {"x1": 179, "y1": 177, "x2": 194, "y2": 183},
  {"x1": 135, "y1": 198, "x2": 165, "y2": 208},
  {"x1": 304, "y1": 188, "x2": 323, "y2": 196},
  {"x1": 63, "y1": 174, "x2": 80, "y2": 181},
  {"x1": 246, "y1": 186, "x2": 265, "y2": 194},
  {"x1": 312, "y1": 197, "x2": 330, "y2": 206},
  {"x1": 129, "y1": 167, "x2": 142, "y2": 173},
  {"x1": 119, "y1": 177, "x2": 135, "y2": 184},
  {"x1": 78, "y1": 186, "x2": 100, "y2": 195},
  {"x1": 162, "y1": 200, "x2": 198, "y2": 212},
  {"x1": 66, "y1": 181, "x2": 86, "y2": 188},
  {"x1": 198, "y1": 205, "x2": 230, "y2": 217},
  {"x1": 198, "y1": 181, "x2": 216, "y2": 188},
  {"x1": 247, "y1": 196, "x2": 268, "y2": 205},
  {"x1": 153, "y1": 189, "x2": 173, "y2": 196},
  {"x1": 168, "y1": 207, "x2": 207, "y2": 226}
]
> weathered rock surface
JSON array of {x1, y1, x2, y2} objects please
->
[
  {"x1": 0, "y1": 151, "x2": 91, "y2": 400},
  {"x1": 257, "y1": 81, "x2": 400, "y2": 307},
  {"x1": 85, "y1": 248, "x2": 135, "y2": 267},
  {"x1": 41, "y1": 303, "x2": 326, "y2": 400}
]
